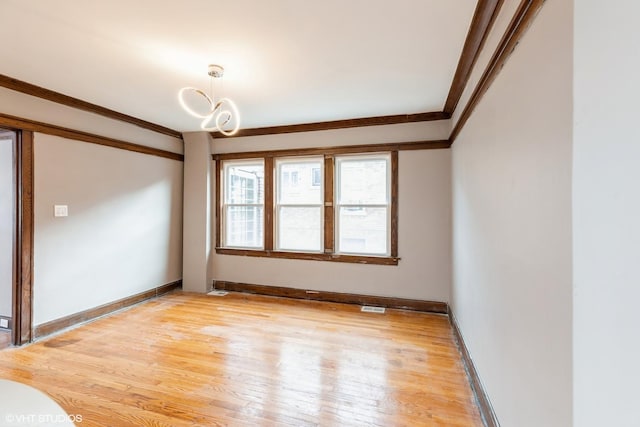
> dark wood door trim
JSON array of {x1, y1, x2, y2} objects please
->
[
  {"x1": 0, "y1": 130, "x2": 17, "y2": 345},
  {"x1": 13, "y1": 130, "x2": 34, "y2": 345}
]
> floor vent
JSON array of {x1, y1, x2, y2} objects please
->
[
  {"x1": 208, "y1": 290, "x2": 229, "y2": 296},
  {"x1": 361, "y1": 306, "x2": 385, "y2": 314}
]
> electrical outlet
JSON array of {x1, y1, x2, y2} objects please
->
[{"x1": 0, "y1": 318, "x2": 9, "y2": 329}]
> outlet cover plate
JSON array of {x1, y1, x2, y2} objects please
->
[
  {"x1": 0, "y1": 317, "x2": 10, "y2": 329},
  {"x1": 54, "y1": 205, "x2": 68, "y2": 217}
]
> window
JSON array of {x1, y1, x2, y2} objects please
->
[
  {"x1": 222, "y1": 160, "x2": 264, "y2": 248},
  {"x1": 276, "y1": 157, "x2": 324, "y2": 252},
  {"x1": 336, "y1": 154, "x2": 390, "y2": 256},
  {"x1": 216, "y1": 149, "x2": 398, "y2": 265}
]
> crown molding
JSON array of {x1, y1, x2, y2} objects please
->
[
  {"x1": 449, "y1": 0, "x2": 546, "y2": 143},
  {"x1": 444, "y1": 0, "x2": 504, "y2": 114},
  {"x1": 0, "y1": 74, "x2": 182, "y2": 139},
  {"x1": 210, "y1": 111, "x2": 450, "y2": 139}
]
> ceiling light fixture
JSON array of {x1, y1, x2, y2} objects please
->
[{"x1": 178, "y1": 64, "x2": 241, "y2": 136}]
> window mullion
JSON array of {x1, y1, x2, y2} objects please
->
[
  {"x1": 324, "y1": 155, "x2": 334, "y2": 253},
  {"x1": 215, "y1": 159, "x2": 222, "y2": 248},
  {"x1": 390, "y1": 150, "x2": 398, "y2": 257},
  {"x1": 264, "y1": 157, "x2": 274, "y2": 251}
]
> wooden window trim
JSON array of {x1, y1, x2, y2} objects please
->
[
  {"x1": 219, "y1": 158, "x2": 266, "y2": 250},
  {"x1": 215, "y1": 149, "x2": 400, "y2": 266},
  {"x1": 323, "y1": 155, "x2": 334, "y2": 253},
  {"x1": 263, "y1": 157, "x2": 274, "y2": 251},
  {"x1": 215, "y1": 248, "x2": 399, "y2": 266}
]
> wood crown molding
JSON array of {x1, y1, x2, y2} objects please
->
[
  {"x1": 212, "y1": 139, "x2": 450, "y2": 161},
  {"x1": 1, "y1": 0, "x2": 543, "y2": 152},
  {"x1": 0, "y1": 113, "x2": 183, "y2": 161},
  {"x1": 448, "y1": 307, "x2": 499, "y2": 427},
  {"x1": 33, "y1": 281, "x2": 182, "y2": 339},
  {"x1": 0, "y1": 74, "x2": 182, "y2": 139},
  {"x1": 210, "y1": 111, "x2": 450, "y2": 139},
  {"x1": 444, "y1": 0, "x2": 504, "y2": 114},
  {"x1": 208, "y1": 0, "x2": 506, "y2": 141},
  {"x1": 449, "y1": 0, "x2": 546, "y2": 143},
  {"x1": 213, "y1": 281, "x2": 448, "y2": 314}
]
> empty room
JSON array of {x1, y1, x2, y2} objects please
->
[{"x1": 0, "y1": 1, "x2": 638, "y2": 426}]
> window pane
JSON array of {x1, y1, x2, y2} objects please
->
[
  {"x1": 225, "y1": 206, "x2": 264, "y2": 248},
  {"x1": 338, "y1": 158, "x2": 388, "y2": 205},
  {"x1": 226, "y1": 164, "x2": 264, "y2": 204},
  {"x1": 338, "y1": 207, "x2": 387, "y2": 255},
  {"x1": 278, "y1": 160, "x2": 322, "y2": 204},
  {"x1": 278, "y1": 207, "x2": 322, "y2": 251}
]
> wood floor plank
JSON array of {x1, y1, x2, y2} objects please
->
[{"x1": 0, "y1": 291, "x2": 482, "y2": 426}]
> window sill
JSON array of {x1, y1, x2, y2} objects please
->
[{"x1": 215, "y1": 248, "x2": 399, "y2": 265}]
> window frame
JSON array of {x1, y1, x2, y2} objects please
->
[
  {"x1": 220, "y1": 159, "x2": 266, "y2": 250},
  {"x1": 274, "y1": 156, "x2": 325, "y2": 253},
  {"x1": 215, "y1": 148, "x2": 399, "y2": 266},
  {"x1": 334, "y1": 153, "x2": 392, "y2": 257}
]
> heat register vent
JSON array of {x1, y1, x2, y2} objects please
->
[
  {"x1": 208, "y1": 290, "x2": 228, "y2": 296},
  {"x1": 361, "y1": 306, "x2": 386, "y2": 314}
]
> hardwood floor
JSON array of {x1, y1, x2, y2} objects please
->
[{"x1": 0, "y1": 291, "x2": 482, "y2": 426}]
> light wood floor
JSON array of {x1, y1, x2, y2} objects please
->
[{"x1": 0, "y1": 291, "x2": 482, "y2": 426}]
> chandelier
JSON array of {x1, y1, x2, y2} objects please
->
[{"x1": 178, "y1": 64, "x2": 241, "y2": 136}]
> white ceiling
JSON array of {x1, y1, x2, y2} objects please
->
[{"x1": 0, "y1": 0, "x2": 477, "y2": 133}]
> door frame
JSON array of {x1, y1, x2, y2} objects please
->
[{"x1": 7, "y1": 129, "x2": 34, "y2": 346}]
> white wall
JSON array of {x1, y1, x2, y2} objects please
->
[
  {"x1": 451, "y1": 2, "x2": 573, "y2": 426},
  {"x1": 573, "y1": 1, "x2": 640, "y2": 425},
  {"x1": 33, "y1": 134, "x2": 183, "y2": 325},
  {"x1": 209, "y1": 122, "x2": 452, "y2": 301},
  {"x1": 0, "y1": 136, "x2": 13, "y2": 318},
  {"x1": 0, "y1": 88, "x2": 185, "y2": 327},
  {"x1": 182, "y1": 132, "x2": 212, "y2": 293}
]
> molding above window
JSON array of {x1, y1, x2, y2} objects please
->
[{"x1": 212, "y1": 139, "x2": 449, "y2": 161}]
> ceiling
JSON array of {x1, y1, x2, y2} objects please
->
[{"x1": 0, "y1": 1, "x2": 477, "y2": 133}]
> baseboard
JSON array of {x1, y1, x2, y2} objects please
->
[
  {"x1": 448, "y1": 306, "x2": 499, "y2": 427},
  {"x1": 33, "y1": 280, "x2": 182, "y2": 339},
  {"x1": 213, "y1": 280, "x2": 448, "y2": 314}
]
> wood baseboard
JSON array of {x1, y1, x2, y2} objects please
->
[
  {"x1": 33, "y1": 280, "x2": 182, "y2": 339},
  {"x1": 448, "y1": 306, "x2": 499, "y2": 427},
  {"x1": 213, "y1": 280, "x2": 448, "y2": 314}
]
